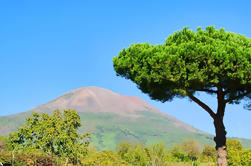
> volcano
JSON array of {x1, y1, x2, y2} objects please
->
[{"x1": 1, "y1": 87, "x2": 250, "y2": 150}]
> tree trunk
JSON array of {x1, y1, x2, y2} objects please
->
[
  {"x1": 65, "y1": 158, "x2": 69, "y2": 166},
  {"x1": 11, "y1": 150, "x2": 15, "y2": 166},
  {"x1": 214, "y1": 117, "x2": 227, "y2": 166},
  {"x1": 188, "y1": 87, "x2": 228, "y2": 165}
]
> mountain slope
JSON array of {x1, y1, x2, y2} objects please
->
[{"x1": 0, "y1": 87, "x2": 250, "y2": 150}]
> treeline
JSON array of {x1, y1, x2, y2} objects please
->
[{"x1": 0, "y1": 110, "x2": 250, "y2": 165}]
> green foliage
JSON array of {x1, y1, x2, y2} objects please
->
[
  {"x1": 199, "y1": 145, "x2": 216, "y2": 162},
  {"x1": 117, "y1": 141, "x2": 202, "y2": 166},
  {"x1": 227, "y1": 139, "x2": 251, "y2": 166},
  {"x1": 0, "y1": 140, "x2": 230, "y2": 165},
  {"x1": 151, "y1": 142, "x2": 167, "y2": 164},
  {"x1": 117, "y1": 142, "x2": 134, "y2": 159},
  {"x1": 123, "y1": 143, "x2": 150, "y2": 166},
  {"x1": 227, "y1": 139, "x2": 243, "y2": 151},
  {"x1": 239, "y1": 149, "x2": 251, "y2": 166},
  {"x1": 81, "y1": 150, "x2": 128, "y2": 166},
  {"x1": 0, "y1": 136, "x2": 9, "y2": 151},
  {"x1": 117, "y1": 142, "x2": 170, "y2": 165},
  {"x1": 171, "y1": 138, "x2": 201, "y2": 161},
  {"x1": 171, "y1": 151, "x2": 191, "y2": 163},
  {"x1": 8, "y1": 109, "x2": 90, "y2": 164},
  {"x1": 0, "y1": 151, "x2": 12, "y2": 165},
  {"x1": 113, "y1": 26, "x2": 251, "y2": 103}
]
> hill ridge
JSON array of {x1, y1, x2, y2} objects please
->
[{"x1": 1, "y1": 86, "x2": 251, "y2": 150}]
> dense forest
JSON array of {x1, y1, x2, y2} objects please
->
[{"x1": 0, "y1": 110, "x2": 250, "y2": 166}]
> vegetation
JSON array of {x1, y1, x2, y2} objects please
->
[
  {"x1": 2, "y1": 111, "x2": 251, "y2": 152},
  {"x1": 79, "y1": 111, "x2": 216, "y2": 151},
  {"x1": 1, "y1": 137, "x2": 250, "y2": 165},
  {"x1": 0, "y1": 135, "x2": 9, "y2": 151},
  {"x1": 0, "y1": 110, "x2": 250, "y2": 165},
  {"x1": 227, "y1": 139, "x2": 251, "y2": 166},
  {"x1": 113, "y1": 26, "x2": 251, "y2": 165},
  {"x1": 8, "y1": 109, "x2": 90, "y2": 165}
]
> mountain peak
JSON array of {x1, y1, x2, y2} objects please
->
[
  {"x1": 34, "y1": 86, "x2": 160, "y2": 117},
  {"x1": 31, "y1": 86, "x2": 197, "y2": 132}
]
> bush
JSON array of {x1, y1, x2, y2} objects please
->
[
  {"x1": 81, "y1": 150, "x2": 128, "y2": 166},
  {"x1": 8, "y1": 109, "x2": 90, "y2": 165},
  {"x1": 0, "y1": 136, "x2": 9, "y2": 151},
  {"x1": 0, "y1": 151, "x2": 54, "y2": 166},
  {"x1": 227, "y1": 139, "x2": 251, "y2": 166},
  {"x1": 199, "y1": 145, "x2": 216, "y2": 162}
]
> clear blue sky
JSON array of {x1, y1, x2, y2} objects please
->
[{"x1": 0, "y1": 0, "x2": 251, "y2": 139}]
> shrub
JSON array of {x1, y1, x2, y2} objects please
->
[{"x1": 81, "y1": 150, "x2": 128, "y2": 166}]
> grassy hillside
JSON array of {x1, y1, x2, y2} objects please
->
[
  {"x1": 1, "y1": 87, "x2": 251, "y2": 151},
  {"x1": 77, "y1": 111, "x2": 246, "y2": 151},
  {"x1": 1, "y1": 110, "x2": 251, "y2": 151}
]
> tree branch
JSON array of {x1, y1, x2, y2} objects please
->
[
  {"x1": 225, "y1": 91, "x2": 250, "y2": 103},
  {"x1": 188, "y1": 94, "x2": 216, "y2": 119},
  {"x1": 223, "y1": 87, "x2": 247, "y2": 95}
]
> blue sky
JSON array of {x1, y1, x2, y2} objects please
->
[{"x1": 0, "y1": 0, "x2": 250, "y2": 139}]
